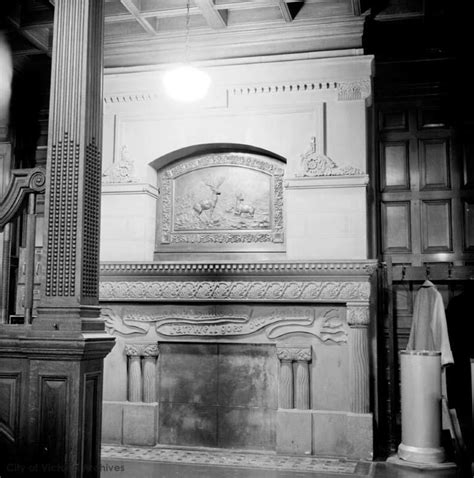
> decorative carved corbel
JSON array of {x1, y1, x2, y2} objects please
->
[{"x1": 0, "y1": 167, "x2": 46, "y2": 230}]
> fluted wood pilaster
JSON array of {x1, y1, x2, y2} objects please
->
[
  {"x1": 347, "y1": 303, "x2": 370, "y2": 414},
  {"x1": 37, "y1": 0, "x2": 105, "y2": 322}
]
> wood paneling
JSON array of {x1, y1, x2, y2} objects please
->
[
  {"x1": 463, "y1": 142, "x2": 474, "y2": 188},
  {"x1": 418, "y1": 108, "x2": 448, "y2": 129},
  {"x1": 382, "y1": 201, "x2": 411, "y2": 252},
  {"x1": 381, "y1": 142, "x2": 410, "y2": 190},
  {"x1": 0, "y1": 374, "x2": 20, "y2": 442},
  {"x1": 83, "y1": 375, "x2": 99, "y2": 478},
  {"x1": 419, "y1": 139, "x2": 450, "y2": 190},
  {"x1": 421, "y1": 200, "x2": 453, "y2": 252},
  {"x1": 381, "y1": 111, "x2": 408, "y2": 131},
  {"x1": 39, "y1": 377, "x2": 68, "y2": 468},
  {"x1": 464, "y1": 200, "x2": 474, "y2": 251}
]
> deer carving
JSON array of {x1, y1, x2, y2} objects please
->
[
  {"x1": 234, "y1": 193, "x2": 255, "y2": 217},
  {"x1": 193, "y1": 177, "x2": 225, "y2": 216}
]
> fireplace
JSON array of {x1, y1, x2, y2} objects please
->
[{"x1": 100, "y1": 260, "x2": 376, "y2": 459}]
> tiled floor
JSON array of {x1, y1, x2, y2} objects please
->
[
  {"x1": 100, "y1": 446, "x2": 467, "y2": 478},
  {"x1": 100, "y1": 459, "x2": 464, "y2": 478}
]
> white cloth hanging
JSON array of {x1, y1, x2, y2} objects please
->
[{"x1": 406, "y1": 280, "x2": 454, "y2": 366}]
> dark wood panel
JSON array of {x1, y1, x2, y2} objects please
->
[
  {"x1": 381, "y1": 142, "x2": 410, "y2": 190},
  {"x1": 418, "y1": 108, "x2": 448, "y2": 129},
  {"x1": 0, "y1": 374, "x2": 20, "y2": 442},
  {"x1": 463, "y1": 142, "x2": 474, "y2": 188},
  {"x1": 419, "y1": 139, "x2": 450, "y2": 190},
  {"x1": 382, "y1": 201, "x2": 411, "y2": 252},
  {"x1": 83, "y1": 375, "x2": 99, "y2": 478},
  {"x1": 39, "y1": 377, "x2": 68, "y2": 468},
  {"x1": 421, "y1": 199, "x2": 453, "y2": 252},
  {"x1": 380, "y1": 110, "x2": 408, "y2": 131},
  {"x1": 464, "y1": 200, "x2": 474, "y2": 251}
]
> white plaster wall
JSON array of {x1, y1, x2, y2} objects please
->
[
  {"x1": 101, "y1": 53, "x2": 373, "y2": 262},
  {"x1": 101, "y1": 185, "x2": 157, "y2": 261},
  {"x1": 285, "y1": 182, "x2": 368, "y2": 259}
]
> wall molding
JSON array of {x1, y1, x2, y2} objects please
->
[{"x1": 100, "y1": 260, "x2": 378, "y2": 276}]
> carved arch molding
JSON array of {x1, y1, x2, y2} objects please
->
[{"x1": 155, "y1": 152, "x2": 285, "y2": 254}]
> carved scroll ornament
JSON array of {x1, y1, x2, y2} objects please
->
[
  {"x1": 0, "y1": 167, "x2": 46, "y2": 230},
  {"x1": 297, "y1": 138, "x2": 363, "y2": 178},
  {"x1": 102, "y1": 307, "x2": 347, "y2": 343},
  {"x1": 102, "y1": 145, "x2": 139, "y2": 184}
]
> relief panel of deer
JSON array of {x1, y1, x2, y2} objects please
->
[{"x1": 173, "y1": 166, "x2": 271, "y2": 231}]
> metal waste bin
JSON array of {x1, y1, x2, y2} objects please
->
[{"x1": 398, "y1": 350, "x2": 445, "y2": 463}]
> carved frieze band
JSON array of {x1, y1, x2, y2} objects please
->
[
  {"x1": 346, "y1": 303, "x2": 370, "y2": 327},
  {"x1": 124, "y1": 343, "x2": 159, "y2": 357},
  {"x1": 276, "y1": 346, "x2": 312, "y2": 362},
  {"x1": 103, "y1": 80, "x2": 370, "y2": 105},
  {"x1": 100, "y1": 280, "x2": 370, "y2": 302}
]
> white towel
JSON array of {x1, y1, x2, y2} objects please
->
[{"x1": 406, "y1": 280, "x2": 454, "y2": 366}]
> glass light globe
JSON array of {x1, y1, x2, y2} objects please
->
[{"x1": 163, "y1": 64, "x2": 211, "y2": 102}]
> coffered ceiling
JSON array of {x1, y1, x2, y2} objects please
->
[{"x1": 2, "y1": 0, "x2": 430, "y2": 68}]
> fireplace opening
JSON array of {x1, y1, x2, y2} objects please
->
[{"x1": 158, "y1": 342, "x2": 278, "y2": 450}]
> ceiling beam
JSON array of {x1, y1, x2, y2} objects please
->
[
  {"x1": 194, "y1": 0, "x2": 228, "y2": 29},
  {"x1": 6, "y1": 14, "x2": 51, "y2": 56},
  {"x1": 275, "y1": 0, "x2": 292, "y2": 22},
  {"x1": 120, "y1": 0, "x2": 157, "y2": 35},
  {"x1": 351, "y1": 0, "x2": 361, "y2": 16}
]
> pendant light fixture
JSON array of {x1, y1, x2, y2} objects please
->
[{"x1": 163, "y1": 0, "x2": 211, "y2": 102}]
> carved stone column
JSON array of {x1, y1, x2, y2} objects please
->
[
  {"x1": 277, "y1": 357, "x2": 293, "y2": 409},
  {"x1": 142, "y1": 344, "x2": 159, "y2": 403},
  {"x1": 126, "y1": 345, "x2": 143, "y2": 402},
  {"x1": 347, "y1": 302, "x2": 370, "y2": 414},
  {"x1": 277, "y1": 345, "x2": 311, "y2": 410},
  {"x1": 294, "y1": 350, "x2": 312, "y2": 410}
]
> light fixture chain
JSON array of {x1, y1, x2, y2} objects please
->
[{"x1": 185, "y1": 0, "x2": 191, "y2": 63}]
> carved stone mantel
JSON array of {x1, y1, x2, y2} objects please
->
[{"x1": 100, "y1": 260, "x2": 377, "y2": 303}]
